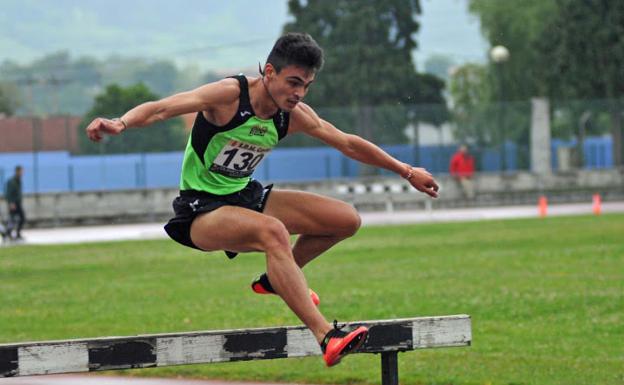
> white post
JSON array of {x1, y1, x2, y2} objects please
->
[{"x1": 531, "y1": 98, "x2": 552, "y2": 174}]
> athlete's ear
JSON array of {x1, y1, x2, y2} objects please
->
[{"x1": 264, "y1": 63, "x2": 276, "y2": 78}]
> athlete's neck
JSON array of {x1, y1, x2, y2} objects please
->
[{"x1": 249, "y1": 76, "x2": 279, "y2": 119}]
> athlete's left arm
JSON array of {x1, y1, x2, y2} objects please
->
[{"x1": 290, "y1": 103, "x2": 439, "y2": 197}]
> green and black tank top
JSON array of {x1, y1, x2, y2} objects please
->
[{"x1": 179, "y1": 75, "x2": 289, "y2": 195}]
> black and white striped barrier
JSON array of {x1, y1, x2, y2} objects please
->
[
  {"x1": 335, "y1": 182, "x2": 434, "y2": 213},
  {"x1": 0, "y1": 315, "x2": 471, "y2": 385}
]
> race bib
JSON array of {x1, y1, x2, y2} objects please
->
[{"x1": 210, "y1": 140, "x2": 271, "y2": 177}]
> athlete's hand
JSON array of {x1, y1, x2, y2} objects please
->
[
  {"x1": 404, "y1": 166, "x2": 439, "y2": 198},
  {"x1": 85, "y1": 117, "x2": 126, "y2": 142}
]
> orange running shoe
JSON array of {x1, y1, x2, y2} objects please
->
[
  {"x1": 251, "y1": 273, "x2": 321, "y2": 306},
  {"x1": 321, "y1": 321, "x2": 369, "y2": 367}
]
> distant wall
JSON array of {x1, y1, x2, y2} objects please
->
[
  {"x1": 0, "y1": 137, "x2": 615, "y2": 194},
  {"x1": 3, "y1": 168, "x2": 622, "y2": 227},
  {"x1": 0, "y1": 116, "x2": 81, "y2": 153}
]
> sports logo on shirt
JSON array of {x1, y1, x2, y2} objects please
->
[{"x1": 249, "y1": 125, "x2": 268, "y2": 136}]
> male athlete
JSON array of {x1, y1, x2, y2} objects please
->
[{"x1": 86, "y1": 33, "x2": 439, "y2": 367}]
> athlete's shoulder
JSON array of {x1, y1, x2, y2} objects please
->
[
  {"x1": 289, "y1": 102, "x2": 322, "y2": 133},
  {"x1": 196, "y1": 77, "x2": 241, "y2": 105}
]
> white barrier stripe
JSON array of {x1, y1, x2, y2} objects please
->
[{"x1": 0, "y1": 315, "x2": 471, "y2": 378}]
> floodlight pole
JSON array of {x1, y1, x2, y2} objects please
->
[{"x1": 490, "y1": 45, "x2": 510, "y2": 172}]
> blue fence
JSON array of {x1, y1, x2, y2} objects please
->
[
  {"x1": 0, "y1": 137, "x2": 614, "y2": 194},
  {"x1": 551, "y1": 136, "x2": 613, "y2": 170}
]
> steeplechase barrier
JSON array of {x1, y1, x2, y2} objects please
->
[{"x1": 0, "y1": 315, "x2": 471, "y2": 385}]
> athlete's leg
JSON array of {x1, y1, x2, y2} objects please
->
[
  {"x1": 263, "y1": 190, "x2": 361, "y2": 268},
  {"x1": 250, "y1": 191, "x2": 369, "y2": 365},
  {"x1": 190, "y1": 206, "x2": 332, "y2": 342}
]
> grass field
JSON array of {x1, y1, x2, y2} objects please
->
[{"x1": 1, "y1": 214, "x2": 623, "y2": 385}]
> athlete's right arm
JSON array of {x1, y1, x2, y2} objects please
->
[{"x1": 85, "y1": 79, "x2": 238, "y2": 142}]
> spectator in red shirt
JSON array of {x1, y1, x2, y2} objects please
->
[{"x1": 449, "y1": 145, "x2": 475, "y2": 199}]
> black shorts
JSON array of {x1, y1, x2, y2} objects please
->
[{"x1": 164, "y1": 180, "x2": 273, "y2": 258}]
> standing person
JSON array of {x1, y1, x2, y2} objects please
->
[
  {"x1": 5, "y1": 165, "x2": 25, "y2": 241},
  {"x1": 449, "y1": 145, "x2": 476, "y2": 199},
  {"x1": 85, "y1": 32, "x2": 439, "y2": 367}
]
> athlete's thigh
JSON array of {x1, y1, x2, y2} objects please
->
[
  {"x1": 190, "y1": 205, "x2": 283, "y2": 253},
  {"x1": 263, "y1": 189, "x2": 360, "y2": 235}
]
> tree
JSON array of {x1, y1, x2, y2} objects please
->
[
  {"x1": 78, "y1": 83, "x2": 186, "y2": 154},
  {"x1": 0, "y1": 52, "x2": 207, "y2": 116},
  {"x1": 134, "y1": 60, "x2": 179, "y2": 97},
  {"x1": 200, "y1": 70, "x2": 221, "y2": 86},
  {"x1": 282, "y1": 0, "x2": 448, "y2": 148},
  {"x1": 0, "y1": 52, "x2": 103, "y2": 115},
  {"x1": 424, "y1": 54, "x2": 456, "y2": 82},
  {"x1": 468, "y1": 0, "x2": 557, "y2": 100},
  {"x1": 537, "y1": 0, "x2": 624, "y2": 165},
  {"x1": 468, "y1": 1, "x2": 624, "y2": 166},
  {"x1": 448, "y1": 64, "x2": 493, "y2": 145},
  {"x1": 462, "y1": 1, "x2": 559, "y2": 169},
  {"x1": 0, "y1": 82, "x2": 20, "y2": 116},
  {"x1": 449, "y1": 61, "x2": 535, "y2": 169}
]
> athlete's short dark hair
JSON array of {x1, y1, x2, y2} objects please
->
[{"x1": 265, "y1": 33, "x2": 324, "y2": 74}]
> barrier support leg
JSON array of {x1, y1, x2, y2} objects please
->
[{"x1": 381, "y1": 351, "x2": 399, "y2": 385}]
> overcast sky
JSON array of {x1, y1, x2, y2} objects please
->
[{"x1": 0, "y1": 0, "x2": 487, "y2": 72}]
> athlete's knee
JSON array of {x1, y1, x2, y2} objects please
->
[
  {"x1": 260, "y1": 218, "x2": 291, "y2": 253},
  {"x1": 334, "y1": 206, "x2": 361, "y2": 238}
]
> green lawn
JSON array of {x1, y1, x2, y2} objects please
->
[{"x1": 1, "y1": 214, "x2": 623, "y2": 385}]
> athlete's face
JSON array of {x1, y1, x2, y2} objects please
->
[{"x1": 265, "y1": 64, "x2": 315, "y2": 111}]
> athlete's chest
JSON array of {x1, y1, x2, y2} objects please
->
[
  {"x1": 221, "y1": 117, "x2": 278, "y2": 143},
  {"x1": 208, "y1": 119, "x2": 277, "y2": 178}
]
